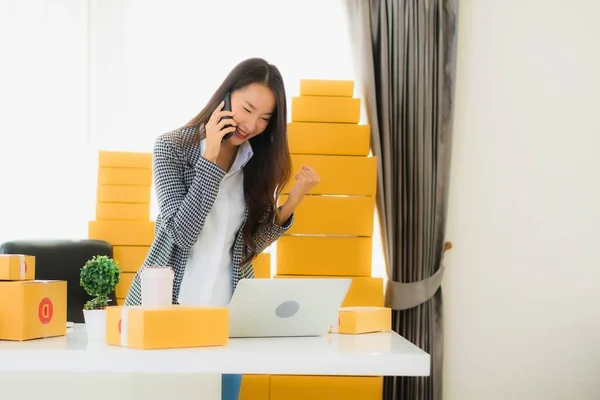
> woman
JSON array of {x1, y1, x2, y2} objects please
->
[{"x1": 124, "y1": 58, "x2": 319, "y2": 399}]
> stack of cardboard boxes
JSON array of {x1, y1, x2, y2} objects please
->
[
  {"x1": 0, "y1": 255, "x2": 67, "y2": 341},
  {"x1": 239, "y1": 79, "x2": 387, "y2": 400},
  {"x1": 276, "y1": 79, "x2": 383, "y2": 307},
  {"x1": 88, "y1": 151, "x2": 155, "y2": 304}
]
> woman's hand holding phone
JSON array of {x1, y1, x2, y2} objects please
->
[{"x1": 203, "y1": 101, "x2": 236, "y2": 162}]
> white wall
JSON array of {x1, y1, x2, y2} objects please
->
[
  {"x1": 443, "y1": 1, "x2": 600, "y2": 399},
  {"x1": 88, "y1": 0, "x2": 356, "y2": 152},
  {"x1": 0, "y1": 0, "x2": 90, "y2": 242}
]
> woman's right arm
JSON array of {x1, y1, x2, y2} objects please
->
[{"x1": 153, "y1": 132, "x2": 226, "y2": 250}]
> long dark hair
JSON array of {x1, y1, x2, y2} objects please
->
[{"x1": 184, "y1": 58, "x2": 292, "y2": 267}]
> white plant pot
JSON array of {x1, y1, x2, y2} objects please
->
[{"x1": 83, "y1": 309, "x2": 107, "y2": 341}]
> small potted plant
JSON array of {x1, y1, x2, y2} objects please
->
[{"x1": 80, "y1": 255, "x2": 121, "y2": 340}]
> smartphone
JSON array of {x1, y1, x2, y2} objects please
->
[{"x1": 220, "y1": 92, "x2": 235, "y2": 142}]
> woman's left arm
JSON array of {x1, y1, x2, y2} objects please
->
[
  {"x1": 250, "y1": 200, "x2": 296, "y2": 256},
  {"x1": 251, "y1": 165, "x2": 320, "y2": 255}
]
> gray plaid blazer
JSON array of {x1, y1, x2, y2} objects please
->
[{"x1": 124, "y1": 126, "x2": 293, "y2": 306}]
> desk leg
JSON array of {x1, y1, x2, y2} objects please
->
[{"x1": 0, "y1": 372, "x2": 221, "y2": 400}]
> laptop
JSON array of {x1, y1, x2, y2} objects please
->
[{"x1": 228, "y1": 278, "x2": 351, "y2": 338}]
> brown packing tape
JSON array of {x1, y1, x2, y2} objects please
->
[
  {"x1": 120, "y1": 306, "x2": 129, "y2": 347},
  {"x1": 19, "y1": 255, "x2": 25, "y2": 280},
  {"x1": 41, "y1": 281, "x2": 50, "y2": 339}
]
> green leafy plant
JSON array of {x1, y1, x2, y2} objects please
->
[{"x1": 80, "y1": 255, "x2": 121, "y2": 310}]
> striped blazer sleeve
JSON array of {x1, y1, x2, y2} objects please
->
[{"x1": 153, "y1": 132, "x2": 226, "y2": 249}]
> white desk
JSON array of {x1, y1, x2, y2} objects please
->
[{"x1": 0, "y1": 324, "x2": 429, "y2": 399}]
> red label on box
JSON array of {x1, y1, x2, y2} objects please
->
[{"x1": 38, "y1": 298, "x2": 53, "y2": 324}]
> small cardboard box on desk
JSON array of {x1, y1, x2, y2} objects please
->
[
  {"x1": 105, "y1": 305, "x2": 229, "y2": 349},
  {"x1": 330, "y1": 307, "x2": 392, "y2": 334},
  {"x1": 105, "y1": 266, "x2": 229, "y2": 350},
  {"x1": 0, "y1": 254, "x2": 67, "y2": 341}
]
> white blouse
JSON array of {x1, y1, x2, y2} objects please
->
[{"x1": 177, "y1": 139, "x2": 253, "y2": 307}]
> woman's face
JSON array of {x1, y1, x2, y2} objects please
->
[{"x1": 228, "y1": 83, "x2": 275, "y2": 145}]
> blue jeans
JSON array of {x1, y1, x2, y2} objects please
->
[{"x1": 221, "y1": 374, "x2": 242, "y2": 400}]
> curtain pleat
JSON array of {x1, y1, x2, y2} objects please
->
[{"x1": 345, "y1": 0, "x2": 458, "y2": 399}]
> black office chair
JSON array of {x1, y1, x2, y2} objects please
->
[{"x1": 0, "y1": 239, "x2": 117, "y2": 323}]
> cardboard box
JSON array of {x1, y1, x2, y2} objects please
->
[
  {"x1": 252, "y1": 253, "x2": 271, "y2": 279},
  {"x1": 292, "y1": 96, "x2": 360, "y2": 124},
  {"x1": 278, "y1": 195, "x2": 375, "y2": 237},
  {"x1": 113, "y1": 246, "x2": 149, "y2": 272},
  {"x1": 98, "y1": 151, "x2": 152, "y2": 169},
  {"x1": 0, "y1": 280, "x2": 67, "y2": 341},
  {"x1": 96, "y1": 202, "x2": 151, "y2": 221},
  {"x1": 97, "y1": 185, "x2": 152, "y2": 204},
  {"x1": 88, "y1": 220, "x2": 155, "y2": 246},
  {"x1": 299, "y1": 79, "x2": 354, "y2": 97},
  {"x1": 330, "y1": 307, "x2": 391, "y2": 334},
  {"x1": 239, "y1": 375, "x2": 270, "y2": 400},
  {"x1": 274, "y1": 276, "x2": 384, "y2": 307},
  {"x1": 105, "y1": 306, "x2": 229, "y2": 349},
  {"x1": 270, "y1": 375, "x2": 382, "y2": 400},
  {"x1": 276, "y1": 236, "x2": 372, "y2": 276},
  {"x1": 287, "y1": 122, "x2": 370, "y2": 156},
  {"x1": 115, "y1": 272, "x2": 135, "y2": 298},
  {"x1": 98, "y1": 167, "x2": 153, "y2": 186},
  {"x1": 0, "y1": 254, "x2": 35, "y2": 281},
  {"x1": 283, "y1": 154, "x2": 377, "y2": 196}
]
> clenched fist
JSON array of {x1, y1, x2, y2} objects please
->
[
  {"x1": 275, "y1": 165, "x2": 320, "y2": 226},
  {"x1": 288, "y1": 165, "x2": 320, "y2": 204}
]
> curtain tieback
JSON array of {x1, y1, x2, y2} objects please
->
[
  {"x1": 384, "y1": 242, "x2": 452, "y2": 310},
  {"x1": 385, "y1": 264, "x2": 446, "y2": 310}
]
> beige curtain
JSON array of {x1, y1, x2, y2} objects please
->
[{"x1": 344, "y1": 0, "x2": 459, "y2": 399}]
